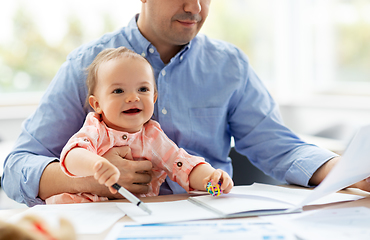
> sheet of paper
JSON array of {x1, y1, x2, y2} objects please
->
[
  {"x1": 189, "y1": 193, "x2": 294, "y2": 216},
  {"x1": 297, "y1": 125, "x2": 370, "y2": 208},
  {"x1": 189, "y1": 183, "x2": 362, "y2": 217},
  {"x1": 104, "y1": 219, "x2": 297, "y2": 240},
  {"x1": 263, "y1": 207, "x2": 370, "y2": 240},
  {"x1": 116, "y1": 200, "x2": 219, "y2": 224},
  {"x1": 215, "y1": 183, "x2": 363, "y2": 206},
  {"x1": 9, "y1": 202, "x2": 125, "y2": 234},
  {"x1": 117, "y1": 184, "x2": 362, "y2": 224}
]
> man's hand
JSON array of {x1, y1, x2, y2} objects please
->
[
  {"x1": 102, "y1": 146, "x2": 153, "y2": 197},
  {"x1": 39, "y1": 146, "x2": 153, "y2": 200},
  {"x1": 310, "y1": 156, "x2": 370, "y2": 192},
  {"x1": 349, "y1": 177, "x2": 370, "y2": 192}
]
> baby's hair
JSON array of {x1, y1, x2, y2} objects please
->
[{"x1": 85, "y1": 46, "x2": 156, "y2": 108}]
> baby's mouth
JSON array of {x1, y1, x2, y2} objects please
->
[{"x1": 123, "y1": 108, "x2": 141, "y2": 114}]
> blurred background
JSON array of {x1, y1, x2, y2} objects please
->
[{"x1": 1, "y1": 0, "x2": 370, "y2": 205}]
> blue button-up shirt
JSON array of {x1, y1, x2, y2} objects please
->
[{"x1": 2, "y1": 15, "x2": 336, "y2": 206}]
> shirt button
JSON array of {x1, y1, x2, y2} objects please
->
[
  {"x1": 177, "y1": 162, "x2": 183, "y2": 167},
  {"x1": 141, "y1": 52, "x2": 146, "y2": 57},
  {"x1": 161, "y1": 108, "x2": 167, "y2": 115},
  {"x1": 83, "y1": 139, "x2": 89, "y2": 142},
  {"x1": 180, "y1": 56, "x2": 183, "y2": 61},
  {"x1": 122, "y1": 135, "x2": 127, "y2": 140},
  {"x1": 149, "y1": 48, "x2": 154, "y2": 54},
  {"x1": 161, "y1": 70, "x2": 166, "y2": 76}
]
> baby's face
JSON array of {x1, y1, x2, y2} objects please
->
[{"x1": 91, "y1": 56, "x2": 157, "y2": 133}]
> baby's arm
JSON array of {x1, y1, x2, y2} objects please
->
[
  {"x1": 188, "y1": 164, "x2": 234, "y2": 193},
  {"x1": 64, "y1": 147, "x2": 120, "y2": 194}
]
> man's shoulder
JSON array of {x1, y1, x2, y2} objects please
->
[
  {"x1": 189, "y1": 34, "x2": 250, "y2": 70},
  {"x1": 194, "y1": 34, "x2": 240, "y2": 53},
  {"x1": 193, "y1": 34, "x2": 248, "y2": 62},
  {"x1": 66, "y1": 27, "x2": 130, "y2": 64}
]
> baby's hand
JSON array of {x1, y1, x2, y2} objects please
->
[
  {"x1": 204, "y1": 169, "x2": 234, "y2": 195},
  {"x1": 93, "y1": 159, "x2": 120, "y2": 194}
]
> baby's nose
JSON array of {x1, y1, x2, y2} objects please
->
[{"x1": 126, "y1": 92, "x2": 140, "y2": 102}]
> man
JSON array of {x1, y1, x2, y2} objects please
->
[{"x1": 2, "y1": 0, "x2": 370, "y2": 207}]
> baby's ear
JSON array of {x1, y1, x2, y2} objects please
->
[
  {"x1": 153, "y1": 92, "x2": 158, "y2": 103},
  {"x1": 89, "y1": 95, "x2": 102, "y2": 114}
]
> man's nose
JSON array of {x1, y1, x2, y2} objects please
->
[{"x1": 184, "y1": 0, "x2": 201, "y2": 14}]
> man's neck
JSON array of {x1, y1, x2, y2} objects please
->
[
  {"x1": 156, "y1": 44, "x2": 183, "y2": 64},
  {"x1": 136, "y1": 15, "x2": 185, "y2": 64}
]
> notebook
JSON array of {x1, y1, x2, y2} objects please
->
[
  {"x1": 117, "y1": 125, "x2": 370, "y2": 223},
  {"x1": 116, "y1": 183, "x2": 363, "y2": 224}
]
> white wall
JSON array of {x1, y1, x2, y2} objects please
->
[
  {"x1": 0, "y1": 105, "x2": 37, "y2": 141},
  {"x1": 1, "y1": 102, "x2": 369, "y2": 150},
  {"x1": 278, "y1": 96, "x2": 370, "y2": 155}
]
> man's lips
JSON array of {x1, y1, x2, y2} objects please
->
[
  {"x1": 123, "y1": 108, "x2": 142, "y2": 114},
  {"x1": 177, "y1": 20, "x2": 197, "y2": 27}
]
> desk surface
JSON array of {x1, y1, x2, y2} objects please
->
[{"x1": 1, "y1": 187, "x2": 370, "y2": 240}]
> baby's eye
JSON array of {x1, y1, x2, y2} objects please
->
[
  {"x1": 113, "y1": 88, "x2": 123, "y2": 94},
  {"x1": 139, "y1": 87, "x2": 149, "y2": 92}
]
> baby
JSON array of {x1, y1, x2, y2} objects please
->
[{"x1": 46, "y1": 47, "x2": 233, "y2": 204}]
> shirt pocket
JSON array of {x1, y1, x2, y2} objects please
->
[{"x1": 187, "y1": 107, "x2": 225, "y2": 153}]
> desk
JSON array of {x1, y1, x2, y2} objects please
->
[{"x1": 1, "y1": 188, "x2": 370, "y2": 240}]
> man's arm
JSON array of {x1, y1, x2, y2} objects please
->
[
  {"x1": 309, "y1": 156, "x2": 339, "y2": 186},
  {"x1": 38, "y1": 161, "x2": 100, "y2": 200},
  {"x1": 39, "y1": 146, "x2": 153, "y2": 200},
  {"x1": 309, "y1": 156, "x2": 370, "y2": 192}
]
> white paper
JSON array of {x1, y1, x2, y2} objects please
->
[
  {"x1": 116, "y1": 200, "x2": 219, "y2": 224},
  {"x1": 190, "y1": 183, "x2": 362, "y2": 217},
  {"x1": 297, "y1": 125, "x2": 370, "y2": 208},
  {"x1": 104, "y1": 219, "x2": 297, "y2": 240},
  {"x1": 215, "y1": 183, "x2": 362, "y2": 206},
  {"x1": 9, "y1": 202, "x2": 125, "y2": 234},
  {"x1": 189, "y1": 193, "x2": 294, "y2": 216},
  {"x1": 117, "y1": 184, "x2": 362, "y2": 224},
  {"x1": 264, "y1": 207, "x2": 370, "y2": 240}
]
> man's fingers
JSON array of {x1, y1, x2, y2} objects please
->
[
  {"x1": 125, "y1": 183, "x2": 150, "y2": 194},
  {"x1": 108, "y1": 145, "x2": 134, "y2": 161},
  {"x1": 101, "y1": 146, "x2": 153, "y2": 196},
  {"x1": 102, "y1": 146, "x2": 133, "y2": 162},
  {"x1": 115, "y1": 146, "x2": 133, "y2": 160},
  {"x1": 119, "y1": 170, "x2": 152, "y2": 185},
  {"x1": 351, "y1": 178, "x2": 370, "y2": 192},
  {"x1": 132, "y1": 160, "x2": 153, "y2": 173},
  {"x1": 132, "y1": 172, "x2": 152, "y2": 185}
]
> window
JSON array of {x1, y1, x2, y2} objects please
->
[
  {"x1": 2, "y1": 1, "x2": 369, "y2": 96},
  {"x1": 1, "y1": 0, "x2": 369, "y2": 140},
  {"x1": 315, "y1": 0, "x2": 370, "y2": 95},
  {"x1": 0, "y1": 1, "x2": 140, "y2": 95}
]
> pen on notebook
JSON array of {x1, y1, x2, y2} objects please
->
[{"x1": 111, "y1": 183, "x2": 152, "y2": 215}]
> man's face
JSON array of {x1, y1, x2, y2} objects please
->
[{"x1": 138, "y1": 0, "x2": 211, "y2": 47}]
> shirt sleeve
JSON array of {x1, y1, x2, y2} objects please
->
[
  {"x1": 59, "y1": 114, "x2": 103, "y2": 177},
  {"x1": 144, "y1": 121, "x2": 208, "y2": 192},
  {"x1": 1, "y1": 53, "x2": 90, "y2": 207},
  {"x1": 228, "y1": 53, "x2": 338, "y2": 186}
]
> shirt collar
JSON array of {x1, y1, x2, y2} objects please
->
[
  {"x1": 123, "y1": 14, "x2": 193, "y2": 64},
  {"x1": 123, "y1": 14, "x2": 152, "y2": 57}
]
